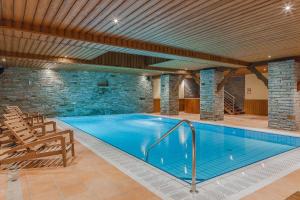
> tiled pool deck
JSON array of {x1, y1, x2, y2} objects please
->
[
  {"x1": 2, "y1": 113, "x2": 300, "y2": 200},
  {"x1": 1, "y1": 139, "x2": 159, "y2": 200}
]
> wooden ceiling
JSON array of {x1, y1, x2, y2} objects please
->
[{"x1": 0, "y1": 0, "x2": 300, "y2": 73}]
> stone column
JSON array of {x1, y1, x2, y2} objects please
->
[
  {"x1": 200, "y1": 69, "x2": 224, "y2": 120},
  {"x1": 268, "y1": 59, "x2": 300, "y2": 131},
  {"x1": 160, "y1": 74, "x2": 179, "y2": 115}
]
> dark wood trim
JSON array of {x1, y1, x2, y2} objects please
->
[
  {"x1": 0, "y1": 20, "x2": 249, "y2": 66},
  {"x1": 153, "y1": 98, "x2": 200, "y2": 114},
  {"x1": 0, "y1": 50, "x2": 178, "y2": 73},
  {"x1": 246, "y1": 65, "x2": 268, "y2": 88},
  {"x1": 191, "y1": 73, "x2": 200, "y2": 85},
  {"x1": 217, "y1": 69, "x2": 237, "y2": 92},
  {"x1": 250, "y1": 56, "x2": 300, "y2": 67}
]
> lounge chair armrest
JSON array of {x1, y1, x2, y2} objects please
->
[
  {"x1": 0, "y1": 135, "x2": 65, "y2": 156},
  {"x1": 39, "y1": 130, "x2": 74, "y2": 143},
  {"x1": 23, "y1": 115, "x2": 34, "y2": 126},
  {"x1": 57, "y1": 130, "x2": 74, "y2": 144},
  {"x1": 21, "y1": 113, "x2": 30, "y2": 118},
  {"x1": 32, "y1": 113, "x2": 45, "y2": 124},
  {"x1": 43, "y1": 121, "x2": 57, "y2": 132},
  {"x1": 31, "y1": 124, "x2": 46, "y2": 135},
  {"x1": 25, "y1": 135, "x2": 65, "y2": 148}
]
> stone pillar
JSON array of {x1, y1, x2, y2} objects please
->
[
  {"x1": 268, "y1": 60, "x2": 300, "y2": 131},
  {"x1": 200, "y1": 69, "x2": 224, "y2": 120},
  {"x1": 160, "y1": 74, "x2": 179, "y2": 115}
]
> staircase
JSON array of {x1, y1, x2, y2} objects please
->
[{"x1": 224, "y1": 90, "x2": 244, "y2": 115}]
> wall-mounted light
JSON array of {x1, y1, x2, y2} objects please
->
[
  {"x1": 282, "y1": 2, "x2": 295, "y2": 14},
  {"x1": 2, "y1": 58, "x2": 6, "y2": 62}
]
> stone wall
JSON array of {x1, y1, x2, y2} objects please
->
[
  {"x1": 268, "y1": 60, "x2": 300, "y2": 131},
  {"x1": 0, "y1": 67, "x2": 153, "y2": 117},
  {"x1": 200, "y1": 69, "x2": 224, "y2": 120},
  {"x1": 160, "y1": 74, "x2": 179, "y2": 115},
  {"x1": 224, "y1": 76, "x2": 245, "y2": 109}
]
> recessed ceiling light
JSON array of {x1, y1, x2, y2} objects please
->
[
  {"x1": 64, "y1": 56, "x2": 68, "y2": 58},
  {"x1": 283, "y1": 2, "x2": 294, "y2": 14},
  {"x1": 113, "y1": 18, "x2": 119, "y2": 24},
  {"x1": 268, "y1": 55, "x2": 272, "y2": 59}
]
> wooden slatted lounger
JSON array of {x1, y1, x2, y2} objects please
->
[
  {"x1": 0, "y1": 118, "x2": 75, "y2": 167},
  {"x1": 5, "y1": 106, "x2": 45, "y2": 126},
  {"x1": 3, "y1": 112, "x2": 56, "y2": 135}
]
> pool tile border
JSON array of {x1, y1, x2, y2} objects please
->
[
  {"x1": 55, "y1": 118, "x2": 300, "y2": 200},
  {"x1": 148, "y1": 113, "x2": 300, "y2": 138}
]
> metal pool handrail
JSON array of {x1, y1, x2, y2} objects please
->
[{"x1": 144, "y1": 119, "x2": 198, "y2": 193}]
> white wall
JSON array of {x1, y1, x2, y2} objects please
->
[
  {"x1": 152, "y1": 77, "x2": 185, "y2": 99},
  {"x1": 245, "y1": 73, "x2": 268, "y2": 100},
  {"x1": 179, "y1": 80, "x2": 184, "y2": 99},
  {"x1": 153, "y1": 77, "x2": 160, "y2": 99}
]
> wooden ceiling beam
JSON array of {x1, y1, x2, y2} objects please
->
[
  {"x1": 217, "y1": 69, "x2": 237, "y2": 92},
  {"x1": 250, "y1": 56, "x2": 300, "y2": 67},
  {"x1": 92, "y1": 52, "x2": 170, "y2": 67},
  {"x1": 0, "y1": 50, "x2": 178, "y2": 73},
  {"x1": 247, "y1": 65, "x2": 268, "y2": 88},
  {"x1": 190, "y1": 73, "x2": 200, "y2": 86},
  {"x1": 0, "y1": 20, "x2": 249, "y2": 67}
]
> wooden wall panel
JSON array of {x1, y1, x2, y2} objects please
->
[
  {"x1": 244, "y1": 99, "x2": 268, "y2": 116},
  {"x1": 184, "y1": 99, "x2": 200, "y2": 114},
  {"x1": 153, "y1": 98, "x2": 200, "y2": 113},
  {"x1": 153, "y1": 98, "x2": 160, "y2": 113},
  {"x1": 155, "y1": 98, "x2": 268, "y2": 115},
  {"x1": 179, "y1": 99, "x2": 185, "y2": 111}
]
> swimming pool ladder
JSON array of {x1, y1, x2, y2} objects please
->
[{"x1": 145, "y1": 119, "x2": 198, "y2": 193}]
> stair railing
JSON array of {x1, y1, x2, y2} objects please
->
[{"x1": 224, "y1": 90, "x2": 235, "y2": 113}]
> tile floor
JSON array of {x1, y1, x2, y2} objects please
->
[
  {"x1": 1, "y1": 140, "x2": 159, "y2": 200},
  {"x1": 1, "y1": 113, "x2": 300, "y2": 200}
]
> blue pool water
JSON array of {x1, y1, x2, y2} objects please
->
[{"x1": 59, "y1": 114, "x2": 300, "y2": 183}]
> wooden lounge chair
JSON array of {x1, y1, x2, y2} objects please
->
[
  {"x1": 3, "y1": 112, "x2": 56, "y2": 135},
  {"x1": 0, "y1": 129, "x2": 13, "y2": 147},
  {"x1": 5, "y1": 106, "x2": 45, "y2": 126},
  {"x1": 0, "y1": 118, "x2": 75, "y2": 167},
  {"x1": 0, "y1": 120, "x2": 14, "y2": 147}
]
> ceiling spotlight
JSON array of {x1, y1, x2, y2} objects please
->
[
  {"x1": 268, "y1": 55, "x2": 272, "y2": 59},
  {"x1": 283, "y1": 2, "x2": 294, "y2": 14},
  {"x1": 2, "y1": 58, "x2": 6, "y2": 62},
  {"x1": 263, "y1": 68, "x2": 267, "y2": 71},
  {"x1": 64, "y1": 56, "x2": 68, "y2": 58},
  {"x1": 113, "y1": 18, "x2": 119, "y2": 24}
]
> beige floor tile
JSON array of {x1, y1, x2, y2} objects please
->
[{"x1": 1, "y1": 141, "x2": 160, "y2": 200}]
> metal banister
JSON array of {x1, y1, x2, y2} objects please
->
[
  {"x1": 145, "y1": 119, "x2": 198, "y2": 193},
  {"x1": 225, "y1": 90, "x2": 236, "y2": 113}
]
